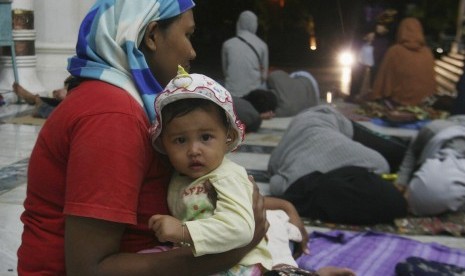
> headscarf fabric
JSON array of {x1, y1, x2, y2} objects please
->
[
  {"x1": 68, "y1": 0, "x2": 196, "y2": 121},
  {"x1": 396, "y1": 17, "x2": 426, "y2": 51}
]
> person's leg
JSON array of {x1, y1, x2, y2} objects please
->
[
  {"x1": 33, "y1": 102, "x2": 55, "y2": 119},
  {"x1": 351, "y1": 121, "x2": 409, "y2": 172},
  {"x1": 286, "y1": 166, "x2": 407, "y2": 225},
  {"x1": 12, "y1": 83, "x2": 40, "y2": 105}
]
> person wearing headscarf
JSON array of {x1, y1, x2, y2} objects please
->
[
  {"x1": 222, "y1": 10, "x2": 269, "y2": 97},
  {"x1": 16, "y1": 1, "x2": 269, "y2": 275},
  {"x1": 368, "y1": 17, "x2": 436, "y2": 106}
]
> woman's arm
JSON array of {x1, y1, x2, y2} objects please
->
[
  {"x1": 65, "y1": 184, "x2": 267, "y2": 276},
  {"x1": 65, "y1": 216, "x2": 247, "y2": 275}
]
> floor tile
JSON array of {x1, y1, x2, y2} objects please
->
[{"x1": 0, "y1": 202, "x2": 24, "y2": 275}]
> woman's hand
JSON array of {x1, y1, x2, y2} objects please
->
[{"x1": 248, "y1": 176, "x2": 268, "y2": 249}]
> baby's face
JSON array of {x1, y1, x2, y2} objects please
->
[{"x1": 161, "y1": 106, "x2": 229, "y2": 179}]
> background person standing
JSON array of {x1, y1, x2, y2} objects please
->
[{"x1": 222, "y1": 10, "x2": 269, "y2": 97}]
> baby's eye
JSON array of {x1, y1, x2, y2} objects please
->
[
  {"x1": 175, "y1": 137, "x2": 186, "y2": 144},
  {"x1": 201, "y1": 134, "x2": 212, "y2": 142}
]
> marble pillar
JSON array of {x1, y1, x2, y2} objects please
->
[
  {"x1": 0, "y1": 0, "x2": 94, "y2": 103},
  {"x1": 0, "y1": 0, "x2": 45, "y2": 103},
  {"x1": 33, "y1": 0, "x2": 93, "y2": 93}
]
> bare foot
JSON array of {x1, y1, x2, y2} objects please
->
[
  {"x1": 52, "y1": 87, "x2": 67, "y2": 101},
  {"x1": 12, "y1": 82, "x2": 40, "y2": 105},
  {"x1": 317, "y1": 266, "x2": 356, "y2": 276}
]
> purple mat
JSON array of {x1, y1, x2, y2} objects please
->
[{"x1": 297, "y1": 230, "x2": 465, "y2": 276}]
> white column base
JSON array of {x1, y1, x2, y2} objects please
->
[{"x1": 0, "y1": 55, "x2": 46, "y2": 104}]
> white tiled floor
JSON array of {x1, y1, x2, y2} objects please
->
[
  {"x1": 0, "y1": 104, "x2": 37, "y2": 274},
  {"x1": 1, "y1": 103, "x2": 465, "y2": 275}
]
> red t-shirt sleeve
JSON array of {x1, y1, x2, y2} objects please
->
[{"x1": 64, "y1": 112, "x2": 150, "y2": 225}]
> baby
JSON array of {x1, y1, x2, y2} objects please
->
[
  {"x1": 149, "y1": 67, "x2": 272, "y2": 274},
  {"x1": 145, "y1": 67, "x2": 355, "y2": 276}
]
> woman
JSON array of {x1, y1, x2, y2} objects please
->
[
  {"x1": 17, "y1": 1, "x2": 267, "y2": 275},
  {"x1": 17, "y1": 1, "x2": 354, "y2": 275},
  {"x1": 367, "y1": 17, "x2": 436, "y2": 106}
]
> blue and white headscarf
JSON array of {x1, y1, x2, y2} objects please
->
[{"x1": 67, "y1": 0, "x2": 196, "y2": 121}]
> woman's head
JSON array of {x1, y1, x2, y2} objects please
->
[
  {"x1": 67, "y1": 0, "x2": 196, "y2": 121},
  {"x1": 139, "y1": 11, "x2": 197, "y2": 88},
  {"x1": 151, "y1": 71, "x2": 245, "y2": 155},
  {"x1": 396, "y1": 17, "x2": 426, "y2": 49}
]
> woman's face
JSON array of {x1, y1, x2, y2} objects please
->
[{"x1": 143, "y1": 10, "x2": 196, "y2": 87}]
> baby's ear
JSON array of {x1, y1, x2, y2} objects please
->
[{"x1": 226, "y1": 128, "x2": 238, "y2": 145}]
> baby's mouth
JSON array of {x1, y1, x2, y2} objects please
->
[{"x1": 189, "y1": 161, "x2": 203, "y2": 169}]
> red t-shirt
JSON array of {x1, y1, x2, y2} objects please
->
[{"x1": 17, "y1": 81, "x2": 172, "y2": 275}]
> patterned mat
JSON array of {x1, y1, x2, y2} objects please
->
[
  {"x1": 3, "y1": 115, "x2": 46, "y2": 126},
  {"x1": 302, "y1": 211, "x2": 465, "y2": 237}
]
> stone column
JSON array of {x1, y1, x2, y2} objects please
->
[
  {"x1": 33, "y1": 0, "x2": 93, "y2": 92},
  {"x1": 0, "y1": 0, "x2": 45, "y2": 103},
  {"x1": 452, "y1": 0, "x2": 465, "y2": 54}
]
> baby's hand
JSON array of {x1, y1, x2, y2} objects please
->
[{"x1": 148, "y1": 214, "x2": 182, "y2": 243}]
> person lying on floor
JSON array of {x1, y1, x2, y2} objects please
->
[
  {"x1": 268, "y1": 104, "x2": 407, "y2": 225},
  {"x1": 233, "y1": 89, "x2": 278, "y2": 132},
  {"x1": 395, "y1": 115, "x2": 465, "y2": 216},
  {"x1": 12, "y1": 76, "x2": 79, "y2": 119},
  {"x1": 234, "y1": 69, "x2": 321, "y2": 133},
  {"x1": 266, "y1": 70, "x2": 320, "y2": 117}
]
